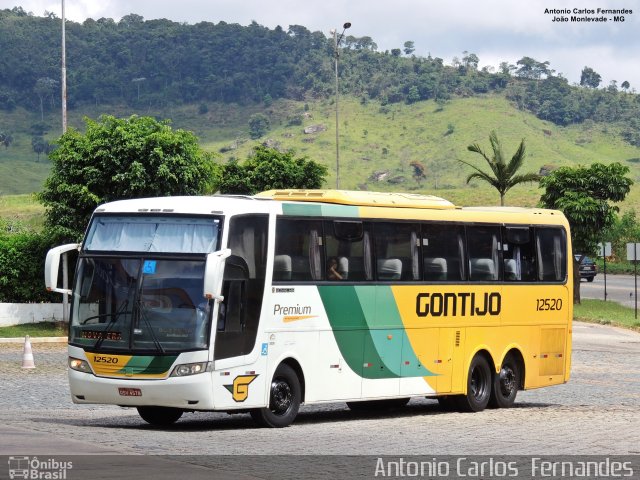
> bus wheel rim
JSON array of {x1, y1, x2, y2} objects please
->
[
  {"x1": 271, "y1": 379, "x2": 292, "y2": 415},
  {"x1": 499, "y1": 365, "x2": 516, "y2": 396},
  {"x1": 470, "y1": 366, "x2": 487, "y2": 400}
]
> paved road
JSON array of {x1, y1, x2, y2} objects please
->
[
  {"x1": 580, "y1": 273, "x2": 639, "y2": 309},
  {"x1": 0, "y1": 321, "x2": 638, "y2": 464}
]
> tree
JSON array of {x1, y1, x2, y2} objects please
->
[
  {"x1": 579, "y1": 67, "x2": 601, "y2": 88},
  {"x1": 34, "y1": 77, "x2": 58, "y2": 122},
  {"x1": 461, "y1": 51, "x2": 479, "y2": 71},
  {"x1": 38, "y1": 115, "x2": 218, "y2": 241},
  {"x1": 409, "y1": 161, "x2": 426, "y2": 185},
  {"x1": 403, "y1": 41, "x2": 415, "y2": 56},
  {"x1": 0, "y1": 131, "x2": 13, "y2": 150},
  {"x1": 248, "y1": 113, "x2": 270, "y2": 139},
  {"x1": 218, "y1": 145, "x2": 327, "y2": 195},
  {"x1": 31, "y1": 136, "x2": 47, "y2": 161},
  {"x1": 621, "y1": 80, "x2": 630, "y2": 91},
  {"x1": 515, "y1": 57, "x2": 551, "y2": 80},
  {"x1": 461, "y1": 131, "x2": 539, "y2": 206},
  {"x1": 539, "y1": 163, "x2": 633, "y2": 303}
]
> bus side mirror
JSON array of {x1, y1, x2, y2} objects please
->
[
  {"x1": 45, "y1": 243, "x2": 80, "y2": 295},
  {"x1": 203, "y1": 249, "x2": 231, "y2": 302}
]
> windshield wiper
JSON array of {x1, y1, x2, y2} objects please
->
[
  {"x1": 136, "y1": 299, "x2": 166, "y2": 354},
  {"x1": 93, "y1": 299, "x2": 130, "y2": 349}
]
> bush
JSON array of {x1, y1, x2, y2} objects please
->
[{"x1": 0, "y1": 231, "x2": 58, "y2": 303}]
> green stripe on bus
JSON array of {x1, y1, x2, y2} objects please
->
[
  {"x1": 318, "y1": 285, "x2": 397, "y2": 379},
  {"x1": 117, "y1": 355, "x2": 177, "y2": 375},
  {"x1": 368, "y1": 286, "x2": 435, "y2": 377},
  {"x1": 318, "y1": 286, "x2": 435, "y2": 379},
  {"x1": 282, "y1": 203, "x2": 360, "y2": 217}
]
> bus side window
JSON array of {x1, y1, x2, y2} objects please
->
[
  {"x1": 324, "y1": 220, "x2": 371, "y2": 281},
  {"x1": 502, "y1": 226, "x2": 537, "y2": 282},
  {"x1": 373, "y1": 222, "x2": 419, "y2": 281},
  {"x1": 421, "y1": 224, "x2": 466, "y2": 281},
  {"x1": 274, "y1": 219, "x2": 324, "y2": 281},
  {"x1": 536, "y1": 227, "x2": 567, "y2": 282},
  {"x1": 467, "y1": 226, "x2": 501, "y2": 281}
]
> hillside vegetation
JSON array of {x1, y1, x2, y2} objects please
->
[
  {"x1": 1, "y1": 7, "x2": 639, "y2": 212},
  {"x1": 1, "y1": 94, "x2": 639, "y2": 213}
]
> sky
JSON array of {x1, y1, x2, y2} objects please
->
[{"x1": 2, "y1": 0, "x2": 639, "y2": 89}]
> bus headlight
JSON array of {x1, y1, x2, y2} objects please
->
[
  {"x1": 170, "y1": 362, "x2": 211, "y2": 377},
  {"x1": 69, "y1": 357, "x2": 92, "y2": 373}
]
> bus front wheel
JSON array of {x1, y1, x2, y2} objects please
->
[
  {"x1": 250, "y1": 363, "x2": 301, "y2": 428},
  {"x1": 456, "y1": 354, "x2": 492, "y2": 412},
  {"x1": 489, "y1": 354, "x2": 520, "y2": 408},
  {"x1": 137, "y1": 406, "x2": 183, "y2": 426}
]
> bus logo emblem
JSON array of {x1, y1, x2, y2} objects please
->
[{"x1": 224, "y1": 374, "x2": 258, "y2": 402}]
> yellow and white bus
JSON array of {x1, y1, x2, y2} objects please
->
[{"x1": 45, "y1": 190, "x2": 572, "y2": 427}]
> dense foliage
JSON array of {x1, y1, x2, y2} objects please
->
[
  {"x1": 539, "y1": 163, "x2": 633, "y2": 256},
  {"x1": 1, "y1": 7, "x2": 639, "y2": 145},
  {"x1": 218, "y1": 145, "x2": 327, "y2": 194},
  {"x1": 0, "y1": 227, "x2": 57, "y2": 302},
  {"x1": 38, "y1": 114, "x2": 218, "y2": 240}
]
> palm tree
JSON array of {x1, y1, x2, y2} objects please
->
[{"x1": 461, "y1": 131, "x2": 540, "y2": 206}]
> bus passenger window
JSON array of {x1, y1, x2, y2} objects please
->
[
  {"x1": 274, "y1": 219, "x2": 324, "y2": 281},
  {"x1": 324, "y1": 221, "x2": 371, "y2": 281},
  {"x1": 536, "y1": 228, "x2": 567, "y2": 282},
  {"x1": 374, "y1": 222, "x2": 419, "y2": 281},
  {"x1": 421, "y1": 224, "x2": 465, "y2": 281},
  {"x1": 467, "y1": 226, "x2": 500, "y2": 281},
  {"x1": 502, "y1": 226, "x2": 536, "y2": 282}
]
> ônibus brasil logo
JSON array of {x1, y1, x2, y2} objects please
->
[{"x1": 8, "y1": 456, "x2": 73, "y2": 479}]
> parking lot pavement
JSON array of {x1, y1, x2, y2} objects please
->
[{"x1": 0, "y1": 322, "x2": 638, "y2": 457}]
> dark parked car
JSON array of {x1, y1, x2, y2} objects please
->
[{"x1": 575, "y1": 254, "x2": 597, "y2": 282}]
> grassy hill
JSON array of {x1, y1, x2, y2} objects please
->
[{"x1": 1, "y1": 93, "x2": 639, "y2": 222}]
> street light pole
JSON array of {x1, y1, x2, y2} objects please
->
[
  {"x1": 332, "y1": 22, "x2": 351, "y2": 190},
  {"x1": 61, "y1": 0, "x2": 69, "y2": 325}
]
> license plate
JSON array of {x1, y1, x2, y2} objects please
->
[{"x1": 118, "y1": 387, "x2": 142, "y2": 397}]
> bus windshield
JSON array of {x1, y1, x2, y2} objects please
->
[
  {"x1": 70, "y1": 215, "x2": 222, "y2": 352},
  {"x1": 70, "y1": 257, "x2": 212, "y2": 352}
]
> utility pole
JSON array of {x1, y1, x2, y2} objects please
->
[{"x1": 61, "y1": 0, "x2": 69, "y2": 324}]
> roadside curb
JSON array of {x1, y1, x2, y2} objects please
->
[{"x1": 0, "y1": 336, "x2": 67, "y2": 344}]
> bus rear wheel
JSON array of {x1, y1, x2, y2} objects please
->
[
  {"x1": 456, "y1": 354, "x2": 492, "y2": 412},
  {"x1": 489, "y1": 354, "x2": 520, "y2": 408},
  {"x1": 137, "y1": 406, "x2": 183, "y2": 426},
  {"x1": 250, "y1": 363, "x2": 301, "y2": 428}
]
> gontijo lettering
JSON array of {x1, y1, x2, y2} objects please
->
[{"x1": 416, "y1": 292, "x2": 501, "y2": 317}]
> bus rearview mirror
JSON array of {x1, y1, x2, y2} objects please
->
[
  {"x1": 203, "y1": 249, "x2": 231, "y2": 301},
  {"x1": 44, "y1": 243, "x2": 80, "y2": 295}
]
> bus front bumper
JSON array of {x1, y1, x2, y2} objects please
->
[{"x1": 68, "y1": 368, "x2": 216, "y2": 410}]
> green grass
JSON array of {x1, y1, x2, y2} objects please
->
[
  {"x1": 0, "y1": 194, "x2": 45, "y2": 231},
  {"x1": 0, "y1": 321, "x2": 67, "y2": 338},
  {"x1": 594, "y1": 259, "x2": 638, "y2": 275},
  {"x1": 574, "y1": 299, "x2": 640, "y2": 330}
]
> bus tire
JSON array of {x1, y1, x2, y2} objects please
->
[
  {"x1": 250, "y1": 363, "x2": 301, "y2": 428},
  {"x1": 489, "y1": 354, "x2": 520, "y2": 408},
  {"x1": 346, "y1": 398, "x2": 410, "y2": 411},
  {"x1": 137, "y1": 406, "x2": 183, "y2": 426},
  {"x1": 455, "y1": 354, "x2": 492, "y2": 412}
]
